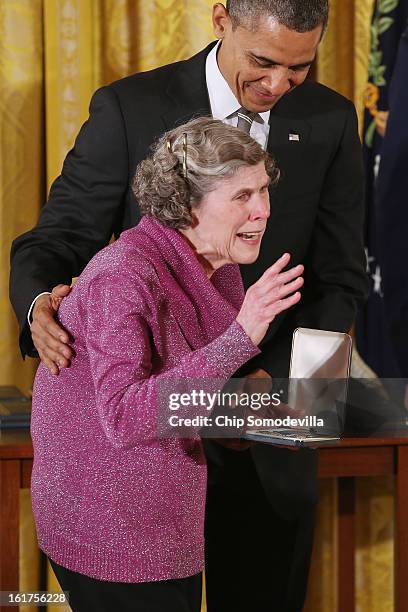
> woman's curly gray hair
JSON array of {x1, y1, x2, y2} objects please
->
[{"x1": 132, "y1": 116, "x2": 279, "y2": 229}]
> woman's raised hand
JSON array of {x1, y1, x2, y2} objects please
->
[{"x1": 236, "y1": 253, "x2": 303, "y2": 346}]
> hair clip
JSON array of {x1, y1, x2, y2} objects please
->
[{"x1": 182, "y1": 132, "x2": 188, "y2": 179}]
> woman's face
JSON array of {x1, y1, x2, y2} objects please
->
[{"x1": 185, "y1": 161, "x2": 271, "y2": 273}]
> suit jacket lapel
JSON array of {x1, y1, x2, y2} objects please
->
[
  {"x1": 267, "y1": 86, "x2": 312, "y2": 166},
  {"x1": 136, "y1": 218, "x2": 243, "y2": 350},
  {"x1": 161, "y1": 42, "x2": 215, "y2": 131}
]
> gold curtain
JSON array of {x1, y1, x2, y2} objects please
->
[
  {"x1": 0, "y1": 1, "x2": 393, "y2": 611},
  {"x1": 44, "y1": 0, "x2": 216, "y2": 188},
  {"x1": 1, "y1": 3, "x2": 44, "y2": 611},
  {"x1": 0, "y1": 0, "x2": 42, "y2": 396},
  {"x1": 317, "y1": 0, "x2": 375, "y2": 130}
]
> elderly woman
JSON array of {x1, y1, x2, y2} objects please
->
[{"x1": 31, "y1": 117, "x2": 303, "y2": 612}]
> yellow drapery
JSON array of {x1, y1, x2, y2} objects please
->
[
  {"x1": 317, "y1": 0, "x2": 375, "y2": 129},
  {"x1": 0, "y1": 0, "x2": 42, "y2": 396},
  {"x1": 0, "y1": 1, "x2": 394, "y2": 610}
]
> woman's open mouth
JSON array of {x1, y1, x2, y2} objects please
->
[{"x1": 236, "y1": 230, "x2": 263, "y2": 244}]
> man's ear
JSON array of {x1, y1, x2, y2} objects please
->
[{"x1": 212, "y1": 3, "x2": 231, "y2": 39}]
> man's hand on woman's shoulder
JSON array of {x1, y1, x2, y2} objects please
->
[{"x1": 31, "y1": 284, "x2": 73, "y2": 375}]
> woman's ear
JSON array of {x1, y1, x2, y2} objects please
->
[{"x1": 189, "y1": 211, "x2": 200, "y2": 229}]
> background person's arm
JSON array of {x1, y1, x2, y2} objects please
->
[
  {"x1": 9, "y1": 85, "x2": 130, "y2": 357},
  {"x1": 376, "y1": 28, "x2": 408, "y2": 379}
]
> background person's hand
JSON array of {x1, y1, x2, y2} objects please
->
[
  {"x1": 31, "y1": 284, "x2": 72, "y2": 375},
  {"x1": 241, "y1": 368, "x2": 272, "y2": 398},
  {"x1": 241, "y1": 369, "x2": 303, "y2": 451},
  {"x1": 243, "y1": 367, "x2": 272, "y2": 385},
  {"x1": 242, "y1": 369, "x2": 303, "y2": 422},
  {"x1": 212, "y1": 369, "x2": 303, "y2": 451},
  {"x1": 236, "y1": 253, "x2": 303, "y2": 346},
  {"x1": 212, "y1": 438, "x2": 255, "y2": 451},
  {"x1": 210, "y1": 373, "x2": 264, "y2": 451}
]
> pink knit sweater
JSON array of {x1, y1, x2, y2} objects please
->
[{"x1": 31, "y1": 216, "x2": 259, "y2": 583}]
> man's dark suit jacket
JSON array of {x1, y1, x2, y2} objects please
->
[
  {"x1": 10, "y1": 42, "x2": 368, "y2": 518},
  {"x1": 377, "y1": 24, "x2": 408, "y2": 378}
]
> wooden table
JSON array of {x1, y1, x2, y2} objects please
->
[
  {"x1": 318, "y1": 435, "x2": 408, "y2": 612},
  {"x1": 0, "y1": 431, "x2": 34, "y2": 611},
  {"x1": 1, "y1": 431, "x2": 408, "y2": 611}
]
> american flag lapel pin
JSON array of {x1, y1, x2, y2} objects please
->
[{"x1": 289, "y1": 133, "x2": 300, "y2": 142}]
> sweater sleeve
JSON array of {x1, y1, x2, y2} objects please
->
[{"x1": 84, "y1": 267, "x2": 259, "y2": 449}]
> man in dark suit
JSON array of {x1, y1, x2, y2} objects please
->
[
  {"x1": 377, "y1": 20, "x2": 408, "y2": 381},
  {"x1": 10, "y1": 1, "x2": 368, "y2": 610}
]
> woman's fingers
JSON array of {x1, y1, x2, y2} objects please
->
[
  {"x1": 265, "y1": 291, "x2": 302, "y2": 318},
  {"x1": 261, "y1": 264, "x2": 304, "y2": 289},
  {"x1": 258, "y1": 253, "x2": 291, "y2": 281},
  {"x1": 255, "y1": 258, "x2": 303, "y2": 292},
  {"x1": 249, "y1": 271, "x2": 303, "y2": 308},
  {"x1": 274, "y1": 264, "x2": 304, "y2": 286},
  {"x1": 236, "y1": 253, "x2": 304, "y2": 346},
  {"x1": 262, "y1": 276, "x2": 304, "y2": 306}
]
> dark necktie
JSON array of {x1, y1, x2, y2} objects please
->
[{"x1": 236, "y1": 107, "x2": 258, "y2": 134}]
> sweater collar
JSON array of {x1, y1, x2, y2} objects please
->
[{"x1": 130, "y1": 216, "x2": 245, "y2": 349}]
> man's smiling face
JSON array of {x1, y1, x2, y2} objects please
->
[{"x1": 213, "y1": 5, "x2": 322, "y2": 113}]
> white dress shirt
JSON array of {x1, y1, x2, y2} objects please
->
[{"x1": 205, "y1": 41, "x2": 270, "y2": 150}]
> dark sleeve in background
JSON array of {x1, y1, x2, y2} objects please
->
[
  {"x1": 9, "y1": 86, "x2": 130, "y2": 357},
  {"x1": 376, "y1": 25, "x2": 408, "y2": 378}
]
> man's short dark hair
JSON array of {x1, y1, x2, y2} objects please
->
[{"x1": 226, "y1": 0, "x2": 329, "y2": 33}]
